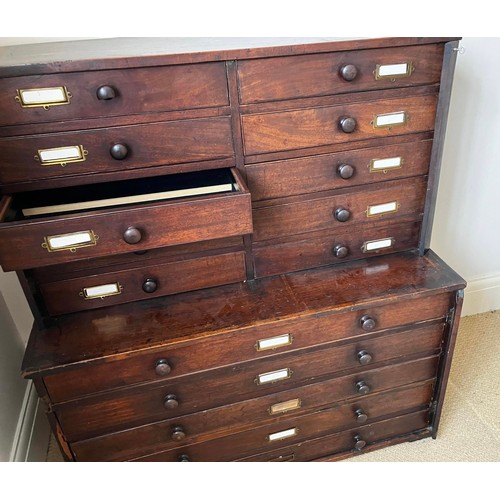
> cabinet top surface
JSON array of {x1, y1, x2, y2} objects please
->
[
  {"x1": 0, "y1": 37, "x2": 460, "y2": 77},
  {"x1": 23, "y1": 250, "x2": 465, "y2": 376}
]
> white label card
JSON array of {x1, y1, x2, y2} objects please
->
[
  {"x1": 377, "y1": 63, "x2": 410, "y2": 78},
  {"x1": 374, "y1": 112, "x2": 407, "y2": 128},
  {"x1": 256, "y1": 333, "x2": 292, "y2": 351},
  {"x1": 47, "y1": 231, "x2": 93, "y2": 250},
  {"x1": 363, "y1": 238, "x2": 394, "y2": 252},
  {"x1": 269, "y1": 399, "x2": 302, "y2": 415},
  {"x1": 83, "y1": 283, "x2": 121, "y2": 299},
  {"x1": 256, "y1": 368, "x2": 291, "y2": 385},
  {"x1": 38, "y1": 146, "x2": 84, "y2": 164},
  {"x1": 20, "y1": 87, "x2": 68, "y2": 105},
  {"x1": 367, "y1": 201, "x2": 398, "y2": 217},
  {"x1": 371, "y1": 156, "x2": 402, "y2": 171},
  {"x1": 268, "y1": 428, "x2": 298, "y2": 442}
]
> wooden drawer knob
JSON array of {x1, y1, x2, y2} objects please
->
[
  {"x1": 340, "y1": 64, "x2": 359, "y2": 81},
  {"x1": 333, "y1": 244, "x2": 349, "y2": 259},
  {"x1": 142, "y1": 278, "x2": 158, "y2": 293},
  {"x1": 123, "y1": 227, "x2": 142, "y2": 244},
  {"x1": 354, "y1": 435, "x2": 366, "y2": 451},
  {"x1": 335, "y1": 207, "x2": 351, "y2": 222},
  {"x1": 356, "y1": 380, "x2": 370, "y2": 395},
  {"x1": 110, "y1": 143, "x2": 129, "y2": 160},
  {"x1": 360, "y1": 315, "x2": 376, "y2": 331},
  {"x1": 339, "y1": 116, "x2": 357, "y2": 133},
  {"x1": 357, "y1": 350, "x2": 373, "y2": 365},
  {"x1": 337, "y1": 164, "x2": 355, "y2": 179},
  {"x1": 171, "y1": 426, "x2": 186, "y2": 441},
  {"x1": 163, "y1": 394, "x2": 179, "y2": 410},
  {"x1": 355, "y1": 409, "x2": 368, "y2": 424},
  {"x1": 155, "y1": 358, "x2": 172, "y2": 376},
  {"x1": 178, "y1": 454, "x2": 190, "y2": 462},
  {"x1": 96, "y1": 85, "x2": 117, "y2": 100}
]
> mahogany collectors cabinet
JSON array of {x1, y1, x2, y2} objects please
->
[{"x1": 0, "y1": 37, "x2": 466, "y2": 462}]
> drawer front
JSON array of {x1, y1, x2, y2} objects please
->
[
  {"x1": 237, "y1": 44, "x2": 444, "y2": 104},
  {"x1": 253, "y1": 221, "x2": 421, "y2": 278},
  {"x1": 43, "y1": 293, "x2": 451, "y2": 402},
  {"x1": 71, "y1": 380, "x2": 434, "y2": 461},
  {"x1": 53, "y1": 354, "x2": 440, "y2": 442},
  {"x1": 0, "y1": 62, "x2": 229, "y2": 127},
  {"x1": 241, "y1": 94, "x2": 438, "y2": 156},
  {"x1": 0, "y1": 171, "x2": 252, "y2": 271},
  {"x1": 39, "y1": 251, "x2": 247, "y2": 315},
  {"x1": 238, "y1": 410, "x2": 430, "y2": 462},
  {"x1": 247, "y1": 140, "x2": 432, "y2": 201},
  {"x1": 252, "y1": 176, "x2": 426, "y2": 242},
  {"x1": 0, "y1": 117, "x2": 234, "y2": 185}
]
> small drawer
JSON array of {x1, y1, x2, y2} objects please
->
[
  {"x1": 71, "y1": 381, "x2": 434, "y2": 461},
  {"x1": 38, "y1": 250, "x2": 247, "y2": 316},
  {"x1": 0, "y1": 168, "x2": 252, "y2": 271},
  {"x1": 253, "y1": 220, "x2": 421, "y2": 278},
  {"x1": 241, "y1": 94, "x2": 437, "y2": 156},
  {"x1": 237, "y1": 44, "x2": 444, "y2": 104},
  {"x1": 0, "y1": 116, "x2": 233, "y2": 185},
  {"x1": 51, "y1": 348, "x2": 441, "y2": 442},
  {"x1": 238, "y1": 410, "x2": 430, "y2": 462},
  {"x1": 0, "y1": 62, "x2": 229, "y2": 127},
  {"x1": 252, "y1": 176, "x2": 426, "y2": 242},
  {"x1": 246, "y1": 140, "x2": 432, "y2": 201},
  {"x1": 42, "y1": 293, "x2": 451, "y2": 402}
]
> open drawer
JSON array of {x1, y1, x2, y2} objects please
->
[{"x1": 0, "y1": 168, "x2": 252, "y2": 271}]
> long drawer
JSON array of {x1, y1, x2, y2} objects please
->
[
  {"x1": 253, "y1": 220, "x2": 421, "y2": 277},
  {"x1": 0, "y1": 62, "x2": 229, "y2": 127},
  {"x1": 38, "y1": 250, "x2": 247, "y2": 315},
  {"x1": 252, "y1": 176, "x2": 427, "y2": 242},
  {"x1": 237, "y1": 44, "x2": 444, "y2": 104},
  {"x1": 246, "y1": 140, "x2": 432, "y2": 201},
  {"x1": 241, "y1": 94, "x2": 438, "y2": 156},
  {"x1": 237, "y1": 410, "x2": 430, "y2": 462},
  {"x1": 0, "y1": 168, "x2": 252, "y2": 271},
  {"x1": 0, "y1": 116, "x2": 234, "y2": 185},
  {"x1": 42, "y1": 293, "x2": 451, "y2": 402},
  {"x1": 53, "y1": 355, "x2": 440, "y2": 442},
  {"x1": 132, "y1": 409, "x2": 431, "y2": 462},
  {"x1": 72, "y1": 380, "x2": 434, "y2": 461}
]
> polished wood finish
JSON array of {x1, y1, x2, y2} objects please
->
[{"x1": 0, "y1": 37, "x2": 464, "y2": 462}]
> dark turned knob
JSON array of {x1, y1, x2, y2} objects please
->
[
  {"x1": 155, "y1": 358, "x2": 171, "y2": 376},
  {"x1": 163, "y1": 394, "x2": 179, "y2": 410},
  {"x1": 123, "y1": 227, "x2": 142, "y2": 244},
  {"x1": 178, "y1": 454, "x2": 190, "y2": 462},
  {"x1": 333, "y1": 244, "x2": 349, "y2": 259},
  {"x1": 142, "y1": 278, "x2": 158, "y2": 294},
  {"x1": 340, "y1": 64, "x2": 359, "y2": 82},
  {"x1": 337, "y1": 163, "x2": 355, "y2": 179},
  {"x1": 339, "y1": 116, "x2": 357, "y2": 133},
  {"x1": 360, "y1": 315, "x2": 376, "y2": 331},
  {"x1": 355, "y1": 409, "x2": 368, "y2": 424},
  {"x1": 335, "y1": 207, "x2": 351, "y2": 222},
  {"x1": 110, "y1": 143, "x2": 129, "y2": 160},
  {"x1": 357, "y1": 350, "x2": 373, "y2": 365},
  {"x1": 96, "y1": 85, "x2": 116, "y2": 100},
  {"x1": 354, "y1": 435, "x2": 367, "y2": 451},
  {"x1": 171, "y1": 426, "x2": 186, "y2": 442},
  {"x1": 356, "y1": 381, "x2": 370, "y2": 395}
]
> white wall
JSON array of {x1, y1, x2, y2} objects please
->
[
  {"x1": 431, "y1": 37, "x2": 500, "y2": 315},
  {"x1": 0, "y1": 36, "x2": 498, "y2": 461}
]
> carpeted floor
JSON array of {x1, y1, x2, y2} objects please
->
[{"x1": 46, "y1": 310, "x2": 500, "y2": 462}]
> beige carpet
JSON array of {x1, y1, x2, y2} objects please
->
[{"x1": 46, "y1": 310, "x2": 500, "y2": 462}]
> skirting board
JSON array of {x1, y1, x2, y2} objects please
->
[
  {"x1": 462, "y1": 272, "x2": 500, "y2": 317},
  {"x1": 10, "y1": 380, "x2": 50, "y2": 462}
]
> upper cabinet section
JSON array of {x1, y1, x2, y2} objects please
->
[
  {"x1": 237, "y1": 44, "x2": 445, "y2": 105},
  {"x1": 0, "y1": 62, "x2": 229, "y2": 128}
]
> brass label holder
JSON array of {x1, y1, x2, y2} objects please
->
[
  {"x1": 80, "y1": 283, "x2": 123, "y2": 300},
  {"x1": 42, "y1": 230, "x2": 99, "y2": 253},
  {"x1": 34, "y1": 145, "x2": 88, "y2": 167},
  {"x1": 15, "y1": 86, "x2": 72, "y2": 109},
  {"x1": 374, "y1": 62, "x2": 414, "y2": 80}
]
